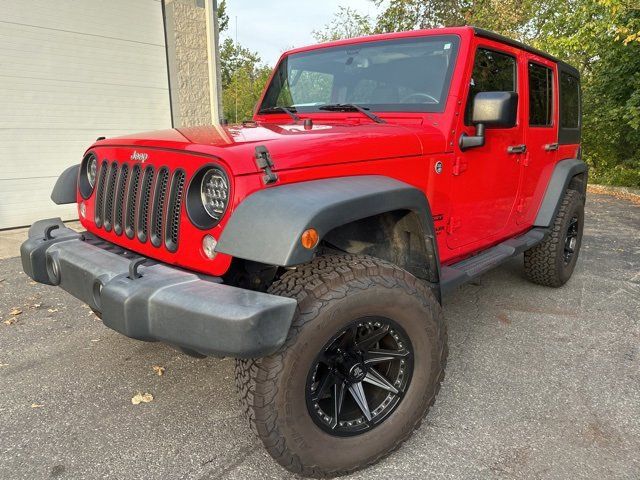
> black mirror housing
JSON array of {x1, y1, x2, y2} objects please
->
[{"x1": 472, "y1": 91, "x2": 518, "y2": 128}]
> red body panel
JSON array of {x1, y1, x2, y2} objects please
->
[{"x1": 77, "y1": 26, "x2": 580, "y2": 275}]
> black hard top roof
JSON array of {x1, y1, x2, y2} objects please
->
[{"x1": 473, "y1": 27, "x2": 580, "y2": 78}]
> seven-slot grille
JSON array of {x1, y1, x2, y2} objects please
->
[{"x1": 93, "y1": 160, "x2": 186, "y2": 252}]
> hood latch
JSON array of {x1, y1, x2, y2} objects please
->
[{"x1": 255, "y1": 145, "x2": 278, "y2": 185}]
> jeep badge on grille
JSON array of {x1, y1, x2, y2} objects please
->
[{"x1": 130, "y1": 151, "x2": 148, "y2": 162}]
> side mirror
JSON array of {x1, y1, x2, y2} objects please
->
[{"x1": 459, "y1": 91, "x2": 518, "y2": 151}]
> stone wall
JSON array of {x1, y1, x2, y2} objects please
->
[{"x1": 164, "y1": 0, "x2": 213, "y2": 127}]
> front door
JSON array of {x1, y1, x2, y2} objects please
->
[
  {"x1": 516, "y1": 55, "x2": 558, "y2": 224},
  {"x1": 447, "y1": 43, "x2": 525, "y2": 250}
]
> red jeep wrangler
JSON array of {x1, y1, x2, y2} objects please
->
[{"x1": 21, "y1": 27, "x2": 586, "y2": 476}]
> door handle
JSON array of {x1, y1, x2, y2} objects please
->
[
  {"x1": 507, "y1": 144, "x2": 527, "y2": 154},
  {"x1": 544, "y1": 143, "x2": 559, "y2": 151}
]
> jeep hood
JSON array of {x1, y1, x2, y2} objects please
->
[{"x1": 97, "y1": 122, "x2": 446, "y2": 175}]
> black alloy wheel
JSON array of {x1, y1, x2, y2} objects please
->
[
  {"x1": 563, "y1": 215, "x2": 579, "y2": 264},
  {"x1": 306, "y1": 318, "x2": 414, "y2": 436}
]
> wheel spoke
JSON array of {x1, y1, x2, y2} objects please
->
[
  {"x1": 311, "y1": 371, "x2": 336, "y2": 402},
  {"x1": 363, "y1": 348, "x2": 410, "y2": 365},
  {"x1": 354, "y1": 325, "x2": 390, "y2": 350},
  {"x1": 348, "y1": 381, "x2": 372, "y2": 421},
  {"x1": 335, "y1": 325, "x2": 358, "y2": 351},
  {"x1": 330, "y1": 382, "x2": 346, "y2": 429},
  {"x1": 363, "y1": 368, "x2": 399, "y2": 394}
]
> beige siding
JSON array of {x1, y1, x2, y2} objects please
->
[{"x1": 0, "y1": 0, "x2": 171, "y2": 229}]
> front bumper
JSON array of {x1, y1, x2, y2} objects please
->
[{"x1": 20, "y1": 218, "x2": 297, "y2": 358}]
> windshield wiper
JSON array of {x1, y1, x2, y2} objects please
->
[
  {"x1": 258, "y1": 106, "x2": 300, "y2": 122},
  {"x1": 318, "y1": 103, "x2": 386, "y2": 124}
]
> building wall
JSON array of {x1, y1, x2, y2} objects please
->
[
  {"x1": 0, "y1": 0, "x2": 172, "y2": 229},
  {"x1": 164, "y1": 0, "x2": 219, "y2": 127}
]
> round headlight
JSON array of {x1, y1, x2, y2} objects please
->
[
  {"x1": 79, "y1": 152, "x2": 98, "y2": 199},
  {"x1": 200, "y1": 168, "x2": 229, "y2": 221},
  {"x1": 87, "y1": 155, "x2": 97, "y2": 189}
]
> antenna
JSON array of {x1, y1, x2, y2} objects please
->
[{"x1": 235, "y1": 15, "x2": 238, "y2": 124}]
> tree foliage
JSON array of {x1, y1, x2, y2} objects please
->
[
  {"x1": 219, "y1": 38, "x2": 271, "y2": 123},
  {"x1": 312, "y1": 6, "x2": 374, "y2": 42}
]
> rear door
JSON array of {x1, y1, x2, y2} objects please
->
[
  {"x1": 516, "y1": 55, "x2": 558, "y2": 225},
  {"x1": 447, "y1": 41, "x2": 525, "y2": 250}
]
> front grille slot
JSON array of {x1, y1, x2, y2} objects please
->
[
  {"x1": 150, "y1": 167, "x2": 170, "y2": 247},
  {"x1": 103, "y1": 162, "x2": 118, "y2": 232},
  {"x1": 113, "y1": 164, "x2": 129, "y2": 235},
  {"x1": 165, "y1": 170, "x2": 186, "y2": 252},
  {"x1": 124, "y1": 164, "x2": 141, "y2": 239},
  {"x1": 92, "y1": 158, "x2": 184, "y2": 253},
  {"x1": 137, "y1": 166, "x2": 155, "y2": 243},
  {"x1": 94, "y1": 160, "x2": 108, "y2": 228}
]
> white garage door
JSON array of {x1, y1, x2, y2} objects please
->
[{"x1": 0, "y1": 0, "x2": 172, "y2": 229}]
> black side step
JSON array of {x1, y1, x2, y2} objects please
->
[{"x1": 440, "y1": 228, "x2": 547, "y2": 296}]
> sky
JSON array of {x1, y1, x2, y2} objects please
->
[{"x1": 221, "y1": 0, "x2": 381, "y2": 66}]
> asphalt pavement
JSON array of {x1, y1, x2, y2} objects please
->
[{"x1": 0, "y1": 193, "x2": 638, "y2": 479}]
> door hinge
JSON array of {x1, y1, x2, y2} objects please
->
[
  {"x1": 446, "y1": 216, "x2": 461, "y2": 234},
  {"x1": 254, "y1": 145, "x2": 278, "y2": 185},
  {"x1": 452, "y1": 157, "x2": 468, "y2": 176}
]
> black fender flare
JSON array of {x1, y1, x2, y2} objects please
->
[
  {"x1": 216, "y1": 175, "x2": 441, "y2": 277},
  {"x1": 534, "y1": 159, "x2": 588, "y2": 227},
  {"x1": 50, "y1": 164, "x2": 79, "y2": 205}
]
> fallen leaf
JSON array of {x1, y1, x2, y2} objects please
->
[
  {"x1": 47, "y1": 308, "x2": 58, "y2": 313},
  {"x1": 3, "y1": 318, "x2": 16, "y2": 325},
  {"x1": 90, "y1": 339, "x2": 100, "y2": 343},
  {"x1": 33, "y1": 303, "x2": 42, "y2": 308},
  {"x1": 0, "y1": 363, "x2": 9, "y2": 367},
  {"x1": 10, "y1": 308, "x2": 22, "y2": 316},
  {"x1": 29, "y1": 281, "x2": 37, "y2": 285},
  {"x1": 31, "y1": 403, "x2": 44, "y2": 408},
  {"x1": 152, "y1": 365, "x2": 165, "y2": 376},
  {"x1": 131, "y1": 392, "x2": 154, "y2": 405}
]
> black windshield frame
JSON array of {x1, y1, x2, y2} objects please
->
[{"x1": 259, "y1": 35, "x2": 461, "y2": 114}]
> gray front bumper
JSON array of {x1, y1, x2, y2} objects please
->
[{"x1": 20, "y1": 218, "x2": 297, "y2": 358}]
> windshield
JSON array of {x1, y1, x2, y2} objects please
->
[{"x1": 260, "y1": 35, "x2": 460, "y2": 114}]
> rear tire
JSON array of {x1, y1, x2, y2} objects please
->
[
  {"x1": 524, "y1": 189, "x2": 584, "y2": 287},
  {"x1": 234, "y1": 254, "x2": 446, "y2": 477}
]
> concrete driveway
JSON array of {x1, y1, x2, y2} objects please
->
[{"x1": 1, "y1": 193, "x2": 638, "y2": 479}]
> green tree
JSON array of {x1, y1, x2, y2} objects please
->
[
  {"x1": 312, "y1": 6, "x2": 374, "y2": 42},
  {"x1": 217, "y1": 0, "x2": 229, "y2": 32},
  {"x1": 219, "y1": 38, "x2": 271, "y2": 123}
]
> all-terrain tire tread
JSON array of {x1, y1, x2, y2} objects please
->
[
  {"x1": 234, "y1": 254, "x2": 446, "y2": 478},
  {"x1": 524, "y1": 189, "x2": 583, "y2": 287}
]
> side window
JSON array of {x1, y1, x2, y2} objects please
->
[
  {"x1": 559, "y1": 71, "x2": 580, "y2": 128},
  {"x1": 465, "y1": 48, "x2": 516, "y2": 125},
  {"x1": 528, "y1": 62, "x2": 553, "y2": 126}
]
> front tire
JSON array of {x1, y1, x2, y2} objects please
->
[
  {"x1": 234, "y1": 254, "x2": 446, "y2": 477},
  {"x1": 524, "y1": 189, "x2": 585, "y2": 287}
]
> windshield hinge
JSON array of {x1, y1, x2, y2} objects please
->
[{"x1": 254, "y1": 145, "x2": 278, "y2": 185}]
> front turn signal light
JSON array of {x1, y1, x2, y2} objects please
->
[{"x1": 301, "y1": 228, "x2": 319, "y2": 249}]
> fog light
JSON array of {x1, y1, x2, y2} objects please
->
[
  {"x1": 79, "y1": 201, "x2": 86, "y2": 219},
  {"x1": 202, "y1": 234, "x2": 217, "y2": 259}
]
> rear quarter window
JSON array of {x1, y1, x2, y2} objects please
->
[
  {"x1": 560, "y1": 71, "x2": 580, "y2": 128},
  {"x1": 558, "y1": 67, "x2": 581, "y2": 144}
]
